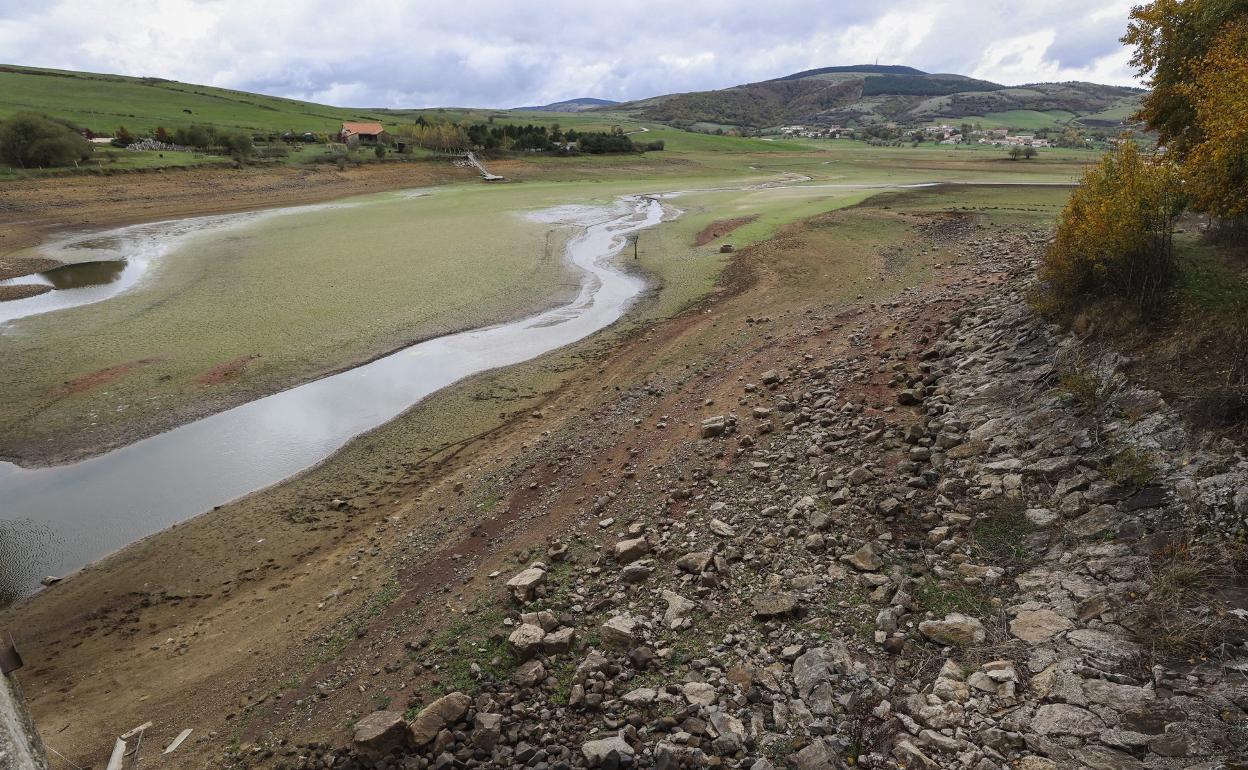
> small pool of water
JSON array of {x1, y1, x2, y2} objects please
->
[{"x1": 32, "y1": 259, "x2": 128, "y2": 289}]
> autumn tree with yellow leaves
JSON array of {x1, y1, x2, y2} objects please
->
[
  {"x1": 1124, "y1": 0, "x2": 1248, "y2": 235},
  {"x1": 1042, "y1": 139, "x2": 1183, "y2": 310},
  {"x1": 1041, "y1": 0, "x2": 1247, "y2": 312}
]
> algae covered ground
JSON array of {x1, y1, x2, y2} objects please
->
[{"x1": 0, "y1": 134, "x2": 1095, "y2": 464}]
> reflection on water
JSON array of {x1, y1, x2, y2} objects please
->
[
  {"x1": 38, "y1": 260, "x2": 127, "y2": 290},
  {"x1": 0, "y1": 518, "x2": 63, "y2": 607},
  {"x1": 0, "y1": 194, "x2": 669, "y2": 604}
]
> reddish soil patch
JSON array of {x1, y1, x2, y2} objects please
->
[
  {"x1": 197, "y1": 354, "x2": 259, "y2": 384},
  {"x1": 693, "y1": 215, "x2": 757, "y2": 246},
  {"x1": 55, "y1": 358, "x2": 161, "y2": 396}
]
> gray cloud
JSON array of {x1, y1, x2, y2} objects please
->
[{"x1": 0, "y1": 0, "x2": 1141, "y2": 108}]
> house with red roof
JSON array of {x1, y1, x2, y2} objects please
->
[{"x1": 339, "y1": 122, "x2": 387, "y2": 147}]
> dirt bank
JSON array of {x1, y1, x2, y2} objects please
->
[{"x1": 693, "y1": 215, "x2": 758, "y2": 246}]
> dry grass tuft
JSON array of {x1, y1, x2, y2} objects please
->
[{"x1": 1129, "y1": 540, "x2": 1248, "y2": 661}]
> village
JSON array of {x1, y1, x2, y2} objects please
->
[{"x1": 776, "y1": 122, "x2": 1067, "y2": 147}]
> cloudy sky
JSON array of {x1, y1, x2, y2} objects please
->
[{"x1": 0, "y1": 0, "x2": 1142, "y2": 108}]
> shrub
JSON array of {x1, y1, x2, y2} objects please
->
[
  {"x1": 0, "y1": 112, "x2": 92, "y2": 168},
  {"x1": 219, "y1": 131, "x2": 253, "y2": 161},
  {"x1": 1039, "y1": 139, "x2": 1183, "y2": 312},
  {"x1": 112, "y1": 125, "x2": 135, "y2": 147}
]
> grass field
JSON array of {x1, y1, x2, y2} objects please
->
[{"x1": 960, "y1": 109, "x2": 1078, "y2": 130}]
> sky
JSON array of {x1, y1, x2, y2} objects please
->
[{"x1": 0, "y1": 0, "x2": 1143, "y2": 108}]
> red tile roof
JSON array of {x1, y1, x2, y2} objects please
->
[{"x1": 341, "y1": 122, "x2": 385, "y2": 135}]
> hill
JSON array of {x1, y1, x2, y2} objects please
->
[
  {"x1": 519, "y1": 97, "x2": 619, "y2": 112},
  {"x1": 614, "y1": 64, "x2": 1144, "y2": 131},
  {"x1": 0, "y1": 64, "x2": 395, "y2": 136}
]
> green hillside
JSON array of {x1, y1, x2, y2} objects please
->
[{"x1": 0, "y1": 64, "x2": 392, "y2": 135}]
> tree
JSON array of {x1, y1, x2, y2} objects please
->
[
  {"x1": 1058, "y1": 127, "x2": 1084, "y2": 148},
  {"x1": 1123, "y1": 0, "x2": 1248, "y2": 155},
  {"x1": 154, "y1": 126, "x2": 170, "y2": 143},
  {"x1": 1023, "y1": 146, "x2": 1039, "y2": 159},
  {"x1": 0, "y1": 113, "x2": 92, "y2": 168},
  {"x1": 374, "y1": 143, "x2": 386, "y2": 159},
  {"x1": 112, "y1": 125, "x2": 135, "y2": 147},
  {"x1": 1040, "y1": 139, "x2": 1183, "y2": 311},
  {"x1": 1177, "y1": 16, "x2": 1248, "y2": 232},
  {"x1": 1008, "y1": 146, "x2": 1024, "y2": 160}
]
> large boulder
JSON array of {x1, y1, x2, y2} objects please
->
[
  {"x1": 408, "y1": 692, "x2": 471, "y2": 746},
  {"x1": 353, "y1": 710, "x2": 408, "y2": 756}
]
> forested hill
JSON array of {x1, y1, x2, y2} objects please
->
[{"x1": 613, "y1": 65, "x2": 1144, "y2": 130}]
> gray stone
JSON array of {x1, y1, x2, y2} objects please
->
[
  {"x1": 682, "y1": 681, "x2": 717, "y2": 707},
  {"x1": 918, "y1": 613, "x2": 986, "y2": 646},
  {"x1": 582, "y1": 736, "x2": 634, "y2": 764},
  {"x1": 662, "y1": 590, "x2": 697, "y2": 629},
  {"x1": 542, "y1": 626, "x2": 575, "y2": 654},
  {"x1": 700, "y1": 416, "x2": 727, "y2": 438},
  {"x1": 408, "y1": 692, "x2": 471, "y2": 746},
  {"x1": 1009, "y1": 608, "x2": 1072, "y2": 643},
  {"x1": 511, "y1": 659, "x2": 546, "y2": 687},
  {"x1": 1031, "y1": 703, "x2": 1104, "y2": 737},
  {"x1": 752, "y1": 592, "x2": 798, "y2": 619},
  {"x1": 614, "y1": 537, "x2": 650, "y2": 564},
  {"x1": 792, "y1": 738, "x2": 840, "y2": 769},
  {"x1": 600, "y1": 614, "x2": 641, "y2": 648},
  {"x1": 353, "y1": 710, "x2": 408, "y2": 755},
  {"x1": 846, "y1": 543, "x2": 883, "y2": 571},
  {"x1": 506, "y1": 566, "x2": 546, "y2": 602},
  {"x1": 507, "y1": 623, "x2": 546, "y2": 658},
  {"x1": 472, "y1": 713, "x2": 502, "y2": 752}
]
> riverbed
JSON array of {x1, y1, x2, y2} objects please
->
[{"x1": 0, "y1": 193, "x2": 669, "y2": 603}]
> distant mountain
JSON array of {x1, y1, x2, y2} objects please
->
[
  {"x1": 520, "y1": 97, "x2": 619, "y2": 113},
  {"x1": 614, "y1": 65, "x2": 1144, "y2": 131}
]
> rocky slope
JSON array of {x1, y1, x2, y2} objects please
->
[{"x1": 252, "y1": 231, "x2": 1248, "y2": 769}]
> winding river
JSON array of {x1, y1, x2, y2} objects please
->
[{"x1": 0, "y1": 193, "x2": 667, "y2": 602}]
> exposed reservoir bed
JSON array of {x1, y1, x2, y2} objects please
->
[
  {"x1": 0, "y1": 193, "x2": 668, "y2": 601},
  {"x1": 0, "y1": 178, "x2": 1025, "y2": 602}
]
